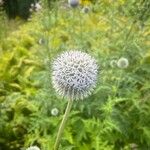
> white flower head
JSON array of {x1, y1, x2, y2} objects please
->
[
  {"x1": 35, "y1": 3, "x2": 42, "y2": 11},
  {"x1": 117, "y1": 57, "x2": 129, "y2": 69},
  {"x1": 110, "y1": 59, "x2": 117, "y2": 68},
  {"x1": 0, "y1": 0, "x2": 4, "y2": 5},
  {"x1": 27, "y1": 17, "x2": 32, "y2": 22},
  {"x1": 38, "y1": 38, "x2": 44, "y2": 45},
  {"x1": 68, "y1": 0, "x2": 79, "y2": 8},
  {"x1": 82, "y1": 6, "x2": 90, "y2": 13},
  {"x1": 52, "y1": 50, "x2": 98, "y2": 100},
  {"x1": 26, "y1": 146, "x2": 40, "y2": 150},
  {"x1": 51, "y1": 108, "x2": 59, "y2": 116},
  {"x1": 29, "y1": 8, "x2": 33, "y2": 12},
  {"x1": 31, "y1": 3, "x2": 34, "y2": 7}
]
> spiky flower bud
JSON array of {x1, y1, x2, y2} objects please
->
[
  {"x1": 0, "y1": 0, "x2": 3, "y2": 5},
  {"x1": 31, "y1": 4, "x2": 34, "y2": 7},
  {"x1": 110, "y1": 59, "x2": 117, "y2": 68},
  {"x1": 38, "y1": 38, "x2": 44, "y2": 45},
  {"x1": 35, "y1": 3, "x2": 42, "y2": 11},
  {"x1": 51, "y1": 108, "x2": 59, "y2": 116},
  {"x1": 117, "y1": 57, "x2": 129, "y2": 69},
  {"x1": 68, "y1": 0, "x2": 79, "y2": 8},
  {"x1": 26, "y1": 146, "x2": 40, "y2": 150},
  {"x1": 52, "y1": 51, "x2": 98, "y2": 100},
  {"x1": 29, "y1": 8, "x2": 33, "y2": 12},
  {"x1": 82, "y1": 7, "x2": 90, "y2": 13}
]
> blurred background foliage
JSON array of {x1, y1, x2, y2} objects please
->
[{"x1": 0, "y1": 0, "x2": 150, "y2": 150}]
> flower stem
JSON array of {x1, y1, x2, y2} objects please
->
[
  {"x1": 79, "y1": 9, "x2": 83, "y2": 45},
  {"x1": 54, "y1": 99, "x2": 73, "y2": 150},
  {"x1": 113, "y1": 70, "x2": 123, "y2": 98}
]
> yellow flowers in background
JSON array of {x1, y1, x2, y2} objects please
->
[{"x1": 80, "y1": 0, "x2": 91, "y2": 5}]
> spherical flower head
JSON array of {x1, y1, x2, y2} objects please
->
[
  {"x1": 110, "y1": 59, "x2": 117, "y2": 68},
  {"x1": 82, "y1": 7, "x2": 90, "y2": 13},
  {"x1": 31, "y1": 3, "x2": 34, "y2": 7},
  {"x1": 51, "y1": 108, "x2": 59, "y2": 116},
  {"x1": 52, "y1": 51, "x2": 98, "y2": 100},
  {"x1": 0, "y1": 0, "x2": 4, "y2": 5},
  {"x1": 117, "y1": 57, "x2": 129, "y2": 69},
  {"x1": 68, "y1": 0, "x2": 79, "y2": 8},
  {"x1": 29, "y1": 8, "x2": 33, "y2": 12},
  {"x1": 35, "y1": 3, "x2": 42, "y2": 11},
  {"x1": 38, "y1": 38, "x2": 44, "y2": 45},
  {"x1": 26, "y1": 146, "x2": 40, "y2": 150}
]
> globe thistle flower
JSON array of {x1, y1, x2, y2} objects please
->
[
  {"x1": 35, "y1": 3, "x2": 42, "y2": 11},
  {"x1": 29, "y1": 8, "x2": 33, "y2": 12},
  {"x1": 130, "y1": 143, "x2": 138, "y2": 149},
  {"x1": 31, "y1": 3, "x2": 34, "y2": 7},
  {"x1": 38, "y1": 38, "x2": 44, "y2": 45},
  {"x1": 52, "y1": 51, "x2": 98, "y2": 100},
  {"x1": 0, "y1": 0, "x2": 2, "y2": 3},
  {"x1": 51, "y1": 108, "x2": 59, "y2": 116},
  {"x1": 26, "y1": 146, "x2": 40, "y2": 150},
  {"x1": 68, "y1": 0, "x2": 79, "y2": 8},
  {"x1": 82, "y1": 6, "x2": 90, "y2": 13},
  {"x1": 0, "y1": 0, "x2": 3, "y2": 5},
  {"x1": 27, "y1": 18, "x2": 32, "y2": 22},
  {"x1": 30, "y1": 3, "x2": 42, "y2": 12},
  {"x1": 117, "y1": 57, "x2": 129, "y2": 69},
  {"x1": 110, "y1": 59, "x2": 117, "y2": 68}
]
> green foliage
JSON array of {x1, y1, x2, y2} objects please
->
[
  {"x1": 127, "y1": 0, "x2": 150, "y2": 22},
  {"x1": 0, "y1": 0, "x2": 150, "y2": 149}
]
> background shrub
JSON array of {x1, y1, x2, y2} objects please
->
[{"x1": 3, "y1": 0, "x2": 38, "y2": 19}]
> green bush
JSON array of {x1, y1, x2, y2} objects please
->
[{"x1": 3, "y1": 0, "x2": 36, "y2": 19}]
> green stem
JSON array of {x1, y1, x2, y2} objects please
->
[
  {"x1": 113, "y1": 70, "x2": 123, "y2": 98},
  {"x1": 54, "y1": 99, "x2": 74, "y2": 150},
  {"x1": 72, "y1": 8, "x2": 76, "y2": 47},
  {"x1": 79, "y1": 9, "x2": 83, "y2": 46}
]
